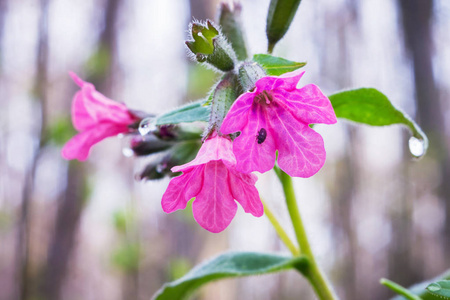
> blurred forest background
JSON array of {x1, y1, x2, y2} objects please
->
[{"x1": 0, "y1": 0, "x2": 449, "y2": 299}]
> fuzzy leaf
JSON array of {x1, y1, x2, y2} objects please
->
[
  {"x1": 253, "y1": 54, "x2": 306, "y2": 76},
  {"x1": 152, "y1": 251, "x2": 307, "y2": 300},
  {"x1": 156, "y1": 101, "x2": 210, "y2": 126},
  {"x1": 329, "y1": 88, "x2": 428, "y2": 157}
]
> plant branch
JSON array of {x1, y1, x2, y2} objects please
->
[
  {"x1": 274, "y1": 165, "x2": 339, "y2": 300},
  {"x1": 262, "y1": 198, "x2": 299, "y2": 256}
]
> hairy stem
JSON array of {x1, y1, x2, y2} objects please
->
[
  {"x1": 262, "y1": 198, "x2": 299, "y2": 256},
  {"x1": 274, "y1": 166, "x2": 339, "y2": 300}
]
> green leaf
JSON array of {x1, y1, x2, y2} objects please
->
[
  {"x1": 156, "y1": 101, "x2": 210, "y2": 126},
  {"x1": 380, "y1": 278, "x2": 423, "y2": 300},
  {"x1": 392, "y1": 270, "x2": 450, "y2": 300},
  {"x1": 152, "y1": 251, "x2": 307, "y2": 300},
  {"x1": 253, "y1": 54, "x2": 306, "y2": 76},
  {"x1": 426, "y1": 281, "x2": 450, "y2": 299},
  {"x1": 266, "y1": 0, "x2": 302, "y2": 52},
  {"x1": 329, "y1": 88, "x2": 428, "y2": 158}
]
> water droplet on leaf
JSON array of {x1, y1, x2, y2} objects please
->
[
  {"x1": 427, "y1": 283, "x2": 441, "y2": 292},
  {"x1": 139, "y1": 117, "x2": 157, "y2": 136},
  {"x1": 122, "y1": 148, "x2": 134, "y2": 157},
  {"x1": 408, "y1": 136, "x2": 425, "y2": 158}
]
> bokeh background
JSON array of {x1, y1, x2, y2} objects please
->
[{"x1": 1, "y1": 0, "x2": 449, "y2": 299}]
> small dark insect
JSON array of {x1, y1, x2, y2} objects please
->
[{"x1": 256, "y1": 128, "x2": 267, "y2": 144}]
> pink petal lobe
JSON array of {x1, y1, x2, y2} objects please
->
[
  {"x1": 192, "y1": 161, "x2": 237, "y2": 233},
  {"x1": 161, "y1": 166, "x2": 204, "y2": 213},
  {"x1": 254, "y1": 75, "x2": 278, "y2": 92},
  {"x1": 81, "y1": 88, "x2": 134, "y2": 125},
  {"x1": 274, "y1": 84, "x2": 337, "y2": 125},
  {"x1": 69, "y1": 71, "x2": 85, "y2": 88},
  {"x1": 269, "y1": 106, "x2": 326, "y2": 177},
  {"x1": 274, "y1": 70, "x2": 305, "y2": 91},
  {"x1": 229, "y1": 171, "x2": 263, "y2": 217},
  {"x1": 71, "y1": 91, "x2": 98, "y2": 131},
  {"x1": 220, "y1": 92, "x2": 254, "y2": 135},
  {"x1": 69, "y1": 72, "x2": 135, "y2": 131},
  {"x1": 233, "y1": 105, "x2": 276, "y2": 174},
  {"x1": 172, "y1": 134, "x2": 235, "y2": 172},
  {"x1": 61, "y1": 123, "x2": 129, "y2": 161}
]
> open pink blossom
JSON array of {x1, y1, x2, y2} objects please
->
[
  {"x1": 61, "y1": 72, "x2": 139, "y2": 161},
  {"x1": 161, "y1": 133, "x2": 263, "y2": 233},
  {"x1": 221, "y1": 70, "x2": 337, "y2": 177}
]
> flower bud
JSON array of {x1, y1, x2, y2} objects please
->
[
  {"x1": 186, "y1": 20, "x2": 237, "y2": 72},
  {"x1": 238, "y1": 62, "x2": 266, "y2": 92},
  {"x1": 218, "y1": 2, "x2": 248, "y2": 61},
  {"x1": 204, "y1": 73, "x2": 239, "y2": 137}
]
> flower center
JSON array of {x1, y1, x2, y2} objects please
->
[{"x1": 254, "y1": 90, "x2": 273, "y2": 106}]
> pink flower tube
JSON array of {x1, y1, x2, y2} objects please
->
[
  {"x1": 161, "y1": 133, "x2": 263, "y2": 233},
  {"x1": 61, "y1": 72, "x2": 139, "y2": 161},
  {"x1": 221, "y1": 70, "x2": 337, "y2": 177}
]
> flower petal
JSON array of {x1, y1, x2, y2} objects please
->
[
  {"x1": 274, "y1": 70, "x2": 305, "y2": 91},
  {"x1": 71, "y1": 90, "x2": 98, "y2": 131},
  {"x1": 161, "y1": 166, "x2": 204, "y2": 213},
  {"x1": 233, "y1": 105, "x2": 277, "y2": 174},
  {"x1": 192, "y1": 161, "x2": 237, "y2": 233},
  {"x1": 269, "y1": 105, "x2": 326, "y2": 177},
  {"x1": 69, "y1": 71, "x2": 85, "y2": 88},
  {"x1": 274, "y1": 84, "x2": 337, "y2": 125},
  {"x1": 69, "y1": 72, "x2": 135, "y2": 130},
  {"x1": 229, "y1": 171, "x2": 263, "y2": 217},
  {"x1": 61, "y1": 123, "x2": 129, "y2": 161},
  {"x1": 220, "y1": 92, "x2": 254, "y2": 135},
  {"x1": 255, "y1": 75, "x2": 279, "y2": 92},
  {"x1": 172, "y1": 134, "x2": 236, "y2": 172}
]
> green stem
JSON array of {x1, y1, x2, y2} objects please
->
[
  {"x1": 274, "y1": 166, "x2": 338, "y2": 300},
  {"x1": 380, "y1": 278, "x2": 423, "y2": 300},
  {"x1": 267, "y1": 42, "x2": 275, "y2": 54},
  {"x1": 262, "y1": 198, "x2": 300, "y2": 256}
]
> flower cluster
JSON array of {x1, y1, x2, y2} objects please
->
[{"x1": 62, "y1": 69, "x2": 336, "y2": 233}]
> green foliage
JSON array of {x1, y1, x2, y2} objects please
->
[
  {"x1": 391, "y1": 270, "x2": 450, "y2": 300},
  {"x1": 156, "y1": 100, "x2": 210, "y2": 126},
  {"x1": 380, "y1": 278, "x2": 423, "y2": 300},
  {"x1": 253, "y1": 54, "x2": 306, "y2": 76},
  {"x1": 85, "y1": 43, "x2": 111, "y2": 78},
  {"x1": 46, "y1": 117, "x2": 76, "y2": 146},
  {"x1": 426, "y1": 281, "x2": 450, "y2": 299},
  {"x1": 266, "y1": 0, "x2": 302, "y2": 52},
  {"x1": 111, "y1": 243, "x2": 141, "y2": 272},
  {"x1": 329, "y1": 88, "x2": 428, "y2": 156},
  {"x1": 169, "y1": 258, "x2": 192, "y2": 281},
  {"x1": 152, "y1": 252, "x2": 308, "y2": 300},
  {"x1": 113, "y1": 209, "x2": 136, "y2": 234}
]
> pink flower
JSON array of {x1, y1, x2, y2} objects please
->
[
  {"x1": 61, "y1": 72, "x2": 139, "y2": 161},
  {"x1": 161, "y1": 133, "x2": 263, "y2": 233},
  {"x1": 221, "y1": 70, "x2": 336, "y2": 177}
]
